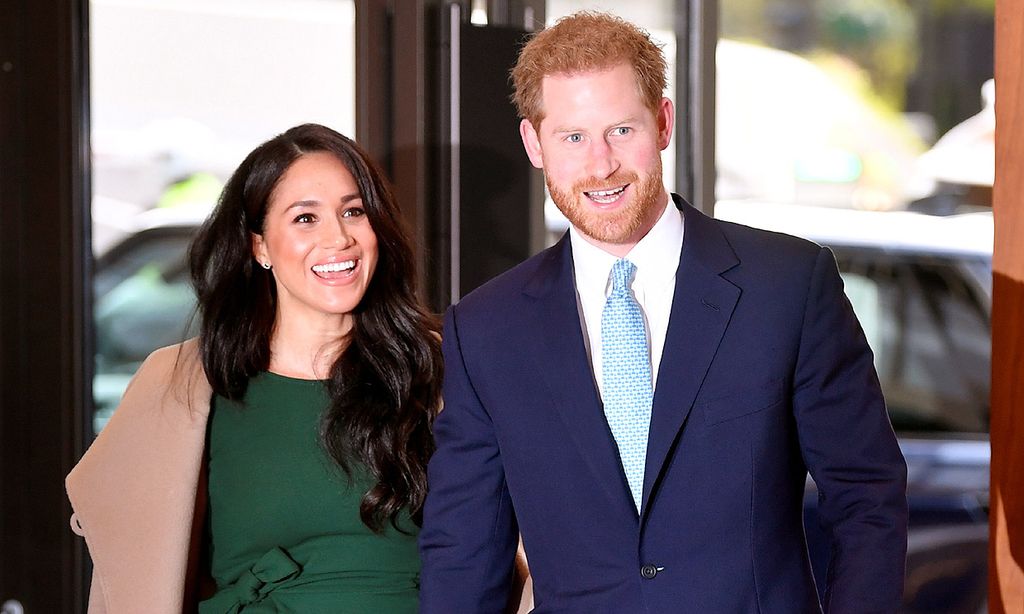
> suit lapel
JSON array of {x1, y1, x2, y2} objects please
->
[
  {"x1": 641, "y1": 198, "x2": 741, "y2": 518},
  {"x1": 523, "y1": 235, "x2": 637, "y2": 516}
]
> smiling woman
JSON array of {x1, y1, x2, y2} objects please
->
[
  {"x1": 66, "y1": 124, "x2": 443, "y2": 613},
  {"x1": 251, "y1": 152, "x2": 379, "y2": 376}
]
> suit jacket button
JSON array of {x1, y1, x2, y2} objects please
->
[{"x1": 640, "y1": 564, "x2": 658, "y2": 579}]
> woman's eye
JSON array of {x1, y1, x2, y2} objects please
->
[
  {"x1": 294, "y1": 213, "x2": 316, "y2": 224},
  {"x1": 342, "y1": 206, "x2": 366, "y2": 218}
]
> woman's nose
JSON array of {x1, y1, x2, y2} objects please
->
[{"x1": 322, "y1": 218, "x2": 353, "y2": 248}]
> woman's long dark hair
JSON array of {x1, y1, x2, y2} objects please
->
[{"x1": 188, "y1": 123, "x2": 442, "y2": 532}]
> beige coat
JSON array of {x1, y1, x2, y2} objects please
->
[{"x1": 66, "y1": 340, "x2": 211, "y2": 614}]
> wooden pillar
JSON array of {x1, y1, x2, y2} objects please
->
[{"x1": 990, "y1": 0, "x2": 1024, "y2": 609}]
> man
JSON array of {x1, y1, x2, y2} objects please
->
[{"x1": 420, "y1": 11, "x2": 907, "y2": 613}]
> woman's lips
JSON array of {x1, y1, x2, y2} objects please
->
[{"x1": 311, "y1": 259, "x2": 357, "y2": 280}]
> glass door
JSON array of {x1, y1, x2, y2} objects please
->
[{"x1": 89, "y1": 0, "x2": 357, "y2": 434}]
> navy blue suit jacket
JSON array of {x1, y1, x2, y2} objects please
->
[{"x1": 420, "y1": 197, "x2": 908, "y2": 613}]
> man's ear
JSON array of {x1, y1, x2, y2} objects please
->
[
  {"x1": 656, "y1": 97, "x2": 675, "y2": 151},
  {"x1": 519, "y1": 119, "x2": 545, "y2": 169}
]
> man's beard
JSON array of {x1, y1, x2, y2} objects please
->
[{"x1": 547, "y1": 161, "x2": 663, "y2": 246}]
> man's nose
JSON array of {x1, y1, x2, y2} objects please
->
[{"x1": 585, "y1": 138, "x2": 619, "y2": 179}]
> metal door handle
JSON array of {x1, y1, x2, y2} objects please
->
[{"x1": 2, "y1": 600, "x2": 24, "y2": 614}]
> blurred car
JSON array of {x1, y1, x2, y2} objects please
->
[
  {"x1": 716, "y1": 199, "x2": 991, "y2": 614},
  {"x1": 92, "y1": 205, "x2": 209, "y2": 433}
]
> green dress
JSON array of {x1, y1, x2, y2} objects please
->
[{"x1": 199, "y1": 372, "x2": 420, "y2": 613}]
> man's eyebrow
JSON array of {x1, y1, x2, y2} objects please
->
[
  {"x1": 550, "y1": 125, "x2": 584, "y2": 134},
  {"x1": 550, "y1": 117, "x2": 639, "y2": 134}
]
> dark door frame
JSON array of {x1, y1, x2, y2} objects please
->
[{"x1": 0, "y1": 0, "x2": 92, "y2": 611}]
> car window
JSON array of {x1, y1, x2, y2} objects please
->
[
  {"x1": 835, "y1": 248, "x2": 990, "y2": 434},
  {"x1": 93, "y1": 229, "x2": 198, "y2": 433}
]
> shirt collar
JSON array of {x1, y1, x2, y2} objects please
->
[{"x1": 569, "y1": 197, "x2": 684, "y2": 296}]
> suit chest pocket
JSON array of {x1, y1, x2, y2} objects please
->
[{"x1": 701, "y1": 378, "x2": 785, "y2": 425}]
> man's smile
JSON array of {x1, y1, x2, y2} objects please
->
[{"x1": 584, "y1": 184, "x2": 629, "y2": 205}]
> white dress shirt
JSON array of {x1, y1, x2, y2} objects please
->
[{"x1": 569, "y1": 198, "x2": 685, "y2": 398}]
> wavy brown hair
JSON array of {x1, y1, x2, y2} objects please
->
[{"x1": 188, "y1": 123, "x2": 442, "y2": 531}]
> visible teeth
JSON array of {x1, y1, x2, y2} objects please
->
[
  {"x1": 312, "y1": 260, "x2": 356, "y2": 273},
  {"x1": 586, "y1": 186, "x2": 626, "y2": 197}
]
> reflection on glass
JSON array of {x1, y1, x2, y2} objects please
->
[
  {"x1": 714, "y1": 0, "x2": 994, "y2": 432},
  {"x1": 716, "y1": 4, "x2": 993, "y2": 607},
  {"x1": 839, "y1": 255, "x2": 990, "y2": 434},
  {"x1": 90, "y1": 0, "x2": 356, "y2": 434},
  {"x1": 717, "y1": 0, "x2": 994, "y2": 212}
]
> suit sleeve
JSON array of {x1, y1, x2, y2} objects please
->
[
  {"x1": 792, "y1": 247, "x2": 908, "y2": 613},
  {"x1": 419, "y1": 306, "x2": 518, "y2": 613}
]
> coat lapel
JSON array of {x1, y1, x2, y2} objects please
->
[
  {"x1": 66, "y1": 340, "x2": 211, "y2": 613},
  {"x1": 641, "y1": 198, "x2": 741, "y2": 518},
  {"x1": 523, "y1": 235, "x2": 637, "y2": 516}
]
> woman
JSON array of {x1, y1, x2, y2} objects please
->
[{"x1": 66, "y1": 124, "x2": 442, "y2": 612}]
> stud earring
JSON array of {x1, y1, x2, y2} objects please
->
[{"x1": 262, "y1": 262, "x2": 272, "y2": 270}]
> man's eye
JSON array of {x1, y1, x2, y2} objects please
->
[
  {"x1": 612, "y1": 127, "x2": 631, "y2": 136},
  {"x1": 566, "y1": 134, "x2": 583, "y2": 143}
]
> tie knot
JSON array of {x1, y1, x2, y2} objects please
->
[{"x1": 609, "y1": 259, "x2": 637, "y2": 295}]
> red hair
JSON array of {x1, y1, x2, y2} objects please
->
[{"x1": 511, "y1": 11, "x2": 668, "y2": 127}]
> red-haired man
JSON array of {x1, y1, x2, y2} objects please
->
[{"x1": 421, "y1": 11, "x2": 907, "y2": 613}]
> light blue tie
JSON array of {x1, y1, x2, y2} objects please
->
[{"x1": 600, "y1": 258, "x2": 653, "y2": 512}]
